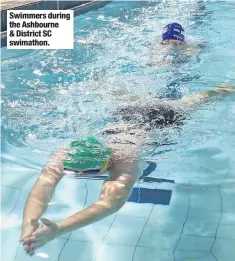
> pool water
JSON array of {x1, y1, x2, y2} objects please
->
[{"x1": 1, "y1": 1, "x2": 235, "y2": 261}]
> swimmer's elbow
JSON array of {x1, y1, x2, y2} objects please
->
[
  {"x1": 113, "y1": 194, "x2": 129, "y2": 211},
  {"x1": 105, "y1": 197, "x2": 127, "y2": 213},
  {"x1": 101, "y1": 186, "x2": 132, "y2": 213}
]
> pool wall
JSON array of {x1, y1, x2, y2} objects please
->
[{"x1": 0, "y1": 0, "x2": 111, "y2": 47}]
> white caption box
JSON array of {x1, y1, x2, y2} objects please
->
[{"x1": 7, "y1": 10, "x2": 74, "y2": 49}]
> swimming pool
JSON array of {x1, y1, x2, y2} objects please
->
[{"x1": 1, "y1": 1, "x2": 235, "y2": 260}]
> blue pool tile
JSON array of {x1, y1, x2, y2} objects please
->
[
  {"x1": 165, "y1": 171, "x2": 196, "y2": 184},
  {"x1": 118, "y1": 202, "x2": 153, "y2": 218},
  {"x1": 217, "y1": 224, "x2": 235, "y2": 239},
  {"x1": 187, "y1": 208, "x2": 221, "y2": 223},
  {"x1": 1, "y1": 227, "x2": 21, "y2": 261},
  {"x1": 168, "y1": 185, "x2": 189, "y2": 207},
  {"x1": 212, "y1": 238, "x2": 235, "y2": 261},
  {"x1": 134, "y1": 247, "x2": 174, "y2": 261},
  {"x1": 220, "y1": 191, "x2": 235, "y2": 214},
  {"x1": 103, "y1": 227, "x2": 142, "y2": 246},
  {"x1": 144, "y1": 219, "x2": 183, "y2": 235},
  {"x1": 1, "y1": 185, "x2": 20, "y2": 221},
  {"x1": 95, "y1": 213, "x2": 117, "y2": 226},
  {"x1": 83, "y1": 180, "x2": 104, "y2": 207},
  {"x1": 1, "y1": 175, "x2": 44, "y2": 227},
  {"x1": 149, "y1": 205, "x2": 188, "y2": 222},
  {"x1": 87, "y1": 179, "x2": 104, "y2": 192},
  {"x1": 188, "y1": 186, "x2": 221, "y2": 212},
  {"x1": 156, "y1": 160, "x2": 180, "y2": 173},
  {"x1": 221, "y1": 212, "x2": 235, "y2": 225},
  {"x1": 220, "y1": 181, "x2": 235, "y2": 193},
  {"x1": 176, "y1": 235, "x2": 214, "y2": 251},
  {"x1": 56, "y1": 240, "x2": 98, "y2": 261},
  {"x1": 12, "y1": 173, "x2": 39, "y2": 200},
  {"x1": 95, "y1": 244, "x2": 135, "y2": 261},
  {"x1": 128, "y1": 187, "x2": 172, "y2": 205},
  {"x1": 189, "y1": 175, "x2": 228, "y2": 187},
  {"x1": 182, "y1": 220, "x2": 218, "y2": 237},
  {"x1": 112, "y1": 214, "x2": 147, "y2": 231},
  {"x1": 174, "y1": 250, "x2": 215, "y2": 261},
  {"x1": 138, "y1": 231, "x2": 179, "y2": 249},
  {"x1": 46, "y1": 185, "x2": 89, "y2": 221},
  {"x1": 70, "y1": 223, "x2": 110, "y2": 243},
  {"x1": 1, "y1": 164, "x2": 38, "y2": 189}
]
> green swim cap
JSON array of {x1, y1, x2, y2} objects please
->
[{"x1": 63, "y1": 136, "x2": 111, "y2": 171}]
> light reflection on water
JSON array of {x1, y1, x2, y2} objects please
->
[{"x1": 1, "y1": 1, "x2": 234, "y2": 165}]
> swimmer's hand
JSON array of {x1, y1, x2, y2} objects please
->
[
  {"x1": 20, "y1": 220, "x2": 39, "y2": 241},
  {"x1": 20, "y1": 220, "x2": 39, "y2": 255},
  {"x1": 21, "y1": 217, "x2": 60, "y2": 256}
]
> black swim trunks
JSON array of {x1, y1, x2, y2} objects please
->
[{"x1": 112, "y1": 100, "x2": 187, "y2": 130}]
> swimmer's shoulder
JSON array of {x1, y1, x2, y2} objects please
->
[{"x1": 180, "y1": 43, "x2": 201, "y2": 52}]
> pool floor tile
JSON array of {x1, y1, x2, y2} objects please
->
[
  {"x1": 133, "y1": 247, "x2": 174, "y2": 261},
  {"x1": 174, "y1": 250, "x2": 215, "y2": 261},
  {"x1": 221, "y1": 212, "x2": 235, "y2": 225},
  {"x1": 1, "y1": 185, "x2": 21, "y2": 221},
  {"x1": 212, "y1": 238, "x2": 235, "y2": 261},
  {"x1": 220, "y1": 191, "x2": 235, "y2": 214},
  {"x1": 176, "y1": 235, "x2": 214, "y2": 251},
  {"x1": 182, "y1": 220, "x2": 218, "y2": 237},
  {"x1": 1, "y1": 165, "x2": 38, "y2": 189},
  {"x1": 138, "y1": 231, "x2": 179, "y2": 249},
  {"x1": 70, "y1": 223, "x2": 110, "y2": 243},
  {"x1": 188, "y1": 187, "x2": 221, "y2": 212},
  {"x1": 144, "y1": 219, "x2": 184, "y2": 235},
  {"x1": 149, "y1": 205, "x2": 188, "y2": 223},
  {"x1": 187, "y1": 208, "x2": 221, "y2": 223},
  {"x1": 58, "y1": 240, "x2": 98, "y2": 261},
  {"x1": 168, "y1": 185, "x2": 189, "y2": 207},
  {"x1": 117, "y1": 202, "x2": 153, "y2": 218},
  {"x1": 103, "y1": 227, "x2": 142, "y2": 246},
  {"x1": 1, "y1": 227, "x2": 21, "y2": 261},
  {"x1": 95, "y1": 244, "x2": 135, "y2": 261},
  {"x1": 217, "y1": 224, "x2": 235, "y2": 239},
  {"x1": 112, "y1": 214, "x2": 147, "y2": 231}
]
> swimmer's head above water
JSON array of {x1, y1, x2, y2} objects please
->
[{"x1": 161, "y1": 23, "x2": 185, "y2": 46}]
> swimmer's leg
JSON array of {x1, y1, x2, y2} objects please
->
[{"x1": 180, "y1": 83, "x2": 235, "y2": 107}]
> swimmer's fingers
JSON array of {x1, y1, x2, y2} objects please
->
[
  {"x1": 27, "y1": 241, "x2": 45, "y2": 255},
  {"x1": 22, "y1": 236, "x2": 37, "y2": 245},
  {"x1": 23, "y1": 236, "x2": 46, "y2": 256},
  {"x1": 23, "y1": 241, "x2": 36, "y2": 255},
  {"x1": 23, "y1": 243, "x2": 30, "y2": 251}
]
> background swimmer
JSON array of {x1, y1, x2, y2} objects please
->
[{"x1": 149, "y1": 22, "x2": 202, "y2": 66}]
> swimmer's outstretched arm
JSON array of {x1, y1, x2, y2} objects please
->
[
  {"x1": 20, "y1": 151, "x2": 66, "y2": 243},
  {"x1": 21, "y1": 159, "x2": 140, "y2": 255},
  {"x1": 180, "y1": 83, "x2": 234, "y2": 106},
  {"x1": 57, "y1": 159, "x2": 140, "y2": 234}
]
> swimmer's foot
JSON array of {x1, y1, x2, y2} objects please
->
[{"x1": 215, "y1": 83, "x2": 235, "y2": 92}]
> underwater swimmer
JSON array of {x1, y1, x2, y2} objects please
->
[
  {"x1": 149, "y1": 22, "x2": 201, "y2": 66},
  {"x1": 20, "y1": 134, "x2": 143, "y2": 256},
  {"x1": 20, "y1": 83, "x2": 234, "y2": 255}
]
